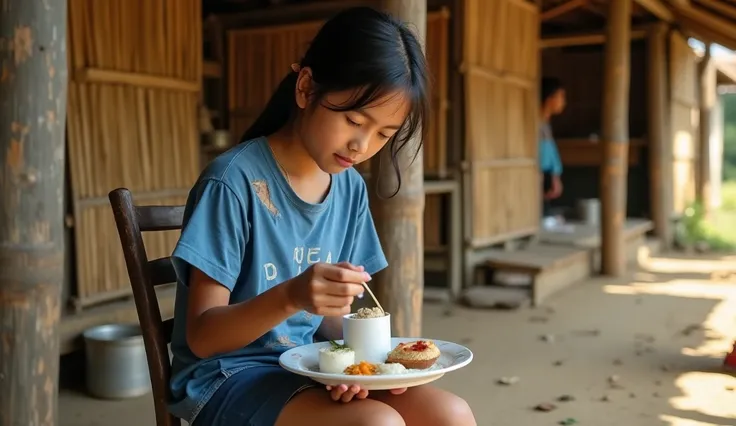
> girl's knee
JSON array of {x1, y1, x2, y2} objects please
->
[
  {"x1": 276, "y1": 390, "x2": 404, "y2": 426},
  {"x1": 438, "y1": 394, "x2": 475, "y2": 426},
  {"x1": 358, "y1": 402, "x2": 405, "y2": 426}
]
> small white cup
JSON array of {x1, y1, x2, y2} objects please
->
[{"x1": 343, "y1": 313, "x2": 392, "y2": 364}]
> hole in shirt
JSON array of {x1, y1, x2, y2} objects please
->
[{"x1": 252, "y1": 180, "x2": 279, "y2": 216}]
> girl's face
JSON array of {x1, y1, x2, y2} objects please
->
[
  {"x1": 546, "y1": 88, "x2": 567, "y2": 115},
  {"x1": 294, "y1": 70, "x2": 410, "y2": 174}
]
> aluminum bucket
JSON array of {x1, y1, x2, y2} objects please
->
[
  {"x1": 577, "y1": 198, "x2": 601, "y2": 226},
  {"x1": 83, "y1": 324, "x2": 151, "y2": 399}
]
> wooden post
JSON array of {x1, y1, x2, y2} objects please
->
[
  {"x1": 600, "y1": 0, "x2": 632, "y2": 276},
  {"x1": 0, "y1": 1, "x2": 68, "y2": 425},
  {"x1": 647, "y1": 23, "x2": 673, "y2": 248},
  {"x1": 370, "y1": 0, "x2": 426, "y2": 338},
  {"x1": 698, "y1": 43, "x2": 716, "y2": 215}
]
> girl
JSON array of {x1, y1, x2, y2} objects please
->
[
  {"x1": 539, "y1": 77, "x2": 566, "y2": 218},
  {"x1": 168, "y1": 6, "x2": 476, "y2": 426}
]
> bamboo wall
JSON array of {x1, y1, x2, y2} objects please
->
[
  {"x1": 226, "y1": 10, "x2": 451, "y2": 249},
  {"x1": 463, "y1": 0, "x2": 540, "y2": 247},
  {"x1": 66, "y1": 0, "x2": 202, "y2": 308},
  {"x1": 669, "y1": 31, "x2": 700, "y2": 214}
]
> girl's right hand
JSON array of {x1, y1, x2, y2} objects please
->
[{"x1": 285, "y1": 263, "x2": 369, "y2": 316}]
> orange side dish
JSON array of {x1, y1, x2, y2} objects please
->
[{"x1": 343, "y1": 361, "x2": 378, "y2": 376}]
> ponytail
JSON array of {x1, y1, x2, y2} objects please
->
[{"x1": 240, "y1": 71, "x2": 299, "y2": 142}]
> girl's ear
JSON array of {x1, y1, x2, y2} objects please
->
[{"x1": 295, "y1": 67, "x2": 314, "y2": 110}]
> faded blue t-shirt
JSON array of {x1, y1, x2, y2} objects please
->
[
  {"x1": 167, "y1": 137, "x2": 388, "y2": 422},
  {"x1": 539, "y1": 121, "x2": 563, "y2": 176}
]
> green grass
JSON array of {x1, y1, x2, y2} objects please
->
[{"x1": 678, "y1": 181, "x2": 736, "y2": 252}]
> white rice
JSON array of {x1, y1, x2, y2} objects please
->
[
  {"x1": 377, "y1": 362, "x2": 407, "y2": 375},
  {"x1": 319, "y1": 346, "x2": 355, "y2": 374}
]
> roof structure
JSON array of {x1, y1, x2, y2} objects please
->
[{"x1": 541, "y1": 0, "x2": 736, "y2": 50}]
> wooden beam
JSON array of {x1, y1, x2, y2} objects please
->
[
  {"x1": 0, "y1": 1, "x2": 68, "y2": 424},
  {"x1": 693, "y1": 0, "x2": 736, "y2": 21},
  {"x1": 541, "y1": 0, "x2": 589, "y2": 21},
  {"x1": 647, "y1": 22, "x2": 674, "y2": 248},
  {"x1": 75, "y1": 68, "x2": 200, "y2": 92},
  {"x1": 371, "y1": 0, "x2": 426, "y2": 338},
  {"x1": 672, "y1": 1, "x2": 736, "y2": 49},
  {"x1": 600, "y1": 0, "x2": 632, "y2": 276},
  {"x1": 633, "y1": 0, "x2": 674, "y2": 22},
  {"x1": 540, "y1": 28, "x2": 647, "y2": 48},
  {"x1": 698, "y1": 43, "x2": 717, "y2": 214}
]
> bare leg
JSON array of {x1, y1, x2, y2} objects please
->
[
  {"x1": 370, "y1": 385, "x2": 476, "y2": 426},
  {"x1": 276, "y1": 388, "x2": 406, "y2": 426}
]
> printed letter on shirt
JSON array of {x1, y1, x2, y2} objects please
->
[{"x1": 263, "y1": 263, "x2": 277, "y2": 281}]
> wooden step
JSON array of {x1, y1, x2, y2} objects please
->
[
  {"x1": 475, "y1": 244, "x2": 593, "y2": 306},
  {"x1": 539, "y1": 219, "x2": 654, "y2": 270}
]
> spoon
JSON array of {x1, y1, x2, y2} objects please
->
[{"x1": 361, "y1": 282, "x2": 385, "y2": 314}]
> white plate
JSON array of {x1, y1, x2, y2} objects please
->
[{"x1": 279, "y1": 337, "x2": 473, "y2": 390}]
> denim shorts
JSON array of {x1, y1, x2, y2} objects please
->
[{"x1": 193, "y1": 365, "x2": 317, "y2": 426}]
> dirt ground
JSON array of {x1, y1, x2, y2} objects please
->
[{"x1": 59, "y1": 252, "x2": 736, "y2": 426}]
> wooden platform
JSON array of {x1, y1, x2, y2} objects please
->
[
  {"x1": 538, "y1": 218, "x2": 654, "y2": 269},
  {"x1": 466, "y1": 244, "x2": 593, "y2": 307}
]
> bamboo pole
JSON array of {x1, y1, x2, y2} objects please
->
[
  {"x1": 0, "y1": 1, "x2": 68, "y2": 424},
  {"x1": 370, "y1": 0, "x2": 426, "y2": 338},
  {"x1": 600, "y1": 0, "x2": 632, "y2": 276},
  {"x1": 646, "y1": 22, "x2": 673, "y2": 248},
  {"x1": 698, "y1": 43, "x2": 716, "y2": 215}
]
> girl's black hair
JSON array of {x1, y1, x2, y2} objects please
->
[
  {"x1": 241, "y1": 6, "x2": 430, "y2": 196},
  {"x1": 541, "y1": 77, "x2": 564, "y2": 103}
]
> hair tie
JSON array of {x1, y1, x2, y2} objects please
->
[{"x1": 291, "y1": 63, "x2": 301, "y2": 73}]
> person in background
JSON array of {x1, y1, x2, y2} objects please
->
[{"x1": 539, "y1": 77, "x2": 566, "y2": 218}]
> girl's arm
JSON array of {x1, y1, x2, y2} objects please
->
[
  {"x1": 316, "y1": 316, "x2": 343, "y2": 342},
  {"x1": 185, "y1": 268, "x2": 299, "y2": 358}
]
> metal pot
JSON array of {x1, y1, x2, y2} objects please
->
[
  {"x1": 83, "y1": 324, "x2": 151, "y2": 399},
  {"x1": 577, "y1": 198, "x2": 601, "y2": 226}
]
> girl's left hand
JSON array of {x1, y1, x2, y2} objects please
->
[{"x1": 326, "y1": 384, "x2": 407, "y2": 402}]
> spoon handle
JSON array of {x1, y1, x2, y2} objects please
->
[{"x1": 361, "y1": 282, "x2": 385, "y2": 314}]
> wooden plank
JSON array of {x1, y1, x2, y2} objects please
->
[
  {"x1": 693, "y1": 0, "x2": 736, "y2": 21},
  {"x1": 371, "y1": 0, "x2": 426, "y2": 338},
  {"x1": 647, "y1": 23, "x2": 673, "y2": 248},
  {"x1": 75, "y1": 68, "x2": 200, "y2": 92},
  {"x1": 202, "y1": 60, "x2": 222, "y2": 78},
  {"x1": 540, "y1": 28, "x2": 647, "y2": 48},
  {"x1": 539, "y1": 219, "x2": 654, "y2": 248},
  {"x1": 600, "y1": 0, "x2": 632, "y2": 276},
  {"x1": 0, "y1": 0, "x2": 67, "y2": 423},
  {"x1": 483, "y1": 245, "x2": 590, "y2": 272},
  {"x1": 541, "y1": 0, "x2": 589, "y2": 21},
  {"x1": 672, "y1": 1, "x2": 736, "y2": 50},
  {"x1": 633, "y1": 0, "x2": 675, "y2": 22}
]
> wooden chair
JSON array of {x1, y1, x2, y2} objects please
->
[{"x1": 109, "y1": 188, "x2": 184, "y2": 426}]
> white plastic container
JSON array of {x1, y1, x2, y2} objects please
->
[{"x1": 343, "y1": 313, "x2": 392, "y2": 363}]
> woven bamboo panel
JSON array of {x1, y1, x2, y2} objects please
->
[
  {"x1": 73, "y1": 196, "x2": 188, "y2": 298},
  {"x1": 669, "y1": 31, "x2": 700, "y2": 214},
  {"x1": 67, "y1": 0, "x2": 202, "y2": 307},
  {"x1": 227, "y1": 11, "x2": 452, "y2": 248},
  {"x1": 227, "y1": 10, "x2": 450, "y2": 178},
  {"x1": 463, "y1": 0, "x2": 539, "y2": 247}
]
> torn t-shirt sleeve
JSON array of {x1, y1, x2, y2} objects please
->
[
  {"x1": 346, "y1": 181, "x2": 388, "y2": 276},
  {"x1": 171, "y1": 178, "x2": 249, "y2": 291}
]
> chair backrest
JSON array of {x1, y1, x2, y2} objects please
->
[{"x1": 109, "y1": 188, "x2": 185, "y2": 426}]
